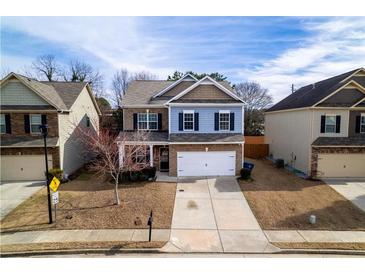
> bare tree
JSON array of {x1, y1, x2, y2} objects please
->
[
  {"x1": 63, "y1": 60, "x2": 104, "y2": 97},
  {"x1": 131, "y1": 71, "x2": 157, "y2": 81},
  {"x1": 111, "y1": 69, "x2": 130, "y2": 107},
  {"x1": 235, "y1": 81, "x2": 273, "y2": 135},
  {"x1": 74, "y1": 124, "x2": 150, "y2": 205},
  {"x1": 32, "y1": 54, "x2": 60, "y2": 81},
  {"x1": 1, "y1": 66, "x2": 11, "y2": 79}
]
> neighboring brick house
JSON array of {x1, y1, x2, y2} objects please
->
[
  {"x1": 0, "y1": 73, "x2": 101, "y2": 181},
  {"x1": 117, "y1": 74, "x2": 245, "y2": 177},
  {"x1": 265, "y1": 68, "x2": 365, "y2": 178}
]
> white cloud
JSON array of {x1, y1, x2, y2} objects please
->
[{"x1": 236, "y1": 17, "x2": 365, "y2": 102}]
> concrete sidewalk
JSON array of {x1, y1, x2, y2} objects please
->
[{"x1": 0, "y1": 229, "x2": 170, "y2": 245}]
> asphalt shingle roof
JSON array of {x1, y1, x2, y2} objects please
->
[
  {"x1": 312, "y1": 137, "x2": 365, "y2": 146},
  {"x1": 0, "y1": 136, "x2": 59, "y2": 147},
  {"x1": 122, "y1": 80, "x2": 234, "y2": 106},
  {"x1": 267, "y1": 68, "x2": 363, "y2": 112}
]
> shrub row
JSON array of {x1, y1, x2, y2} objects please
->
[{"x1": 119, "y1": 167, "x2": 157, "y2": 182}]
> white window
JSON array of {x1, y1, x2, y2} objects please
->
[
  {"x1": 138, "y1": 113, "x2": 158, "y2": 130},
  {"x1": 219, "y1": 111, "x2": 230, "y2": 131},
  {"x1": 0, "y1": 114, "x2": 5, "y2": 134},
  {"x1": 325, "y1": 115, "x2": 336, "y2": 133},
  {"x1": 30, "y1": 114, "x2": 42, "y2": 134},
  {"x1": 361, "y1": 114, "x2": 365, "y2": 133},
  {"x1": 183, "y1": 111, "x2": 194, "y2": 131}
]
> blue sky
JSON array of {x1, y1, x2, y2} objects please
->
[{"x1": 1, "y1": 16, "x2": 365, "y2": 102}]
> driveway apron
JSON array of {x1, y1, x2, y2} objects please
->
[{"x1": 169, "y1": 176, "x2": 276, "y2": 253}]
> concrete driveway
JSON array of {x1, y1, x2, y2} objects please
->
[
  {"x1": 324, "y1": 178, "x2": 365, "y2": 212},
  {"x1": 0, "y1": 180, "x2": 45, "y2": 219},
  {"x1": 166, "y1": 176, "x2": 278, "y2": 253}
]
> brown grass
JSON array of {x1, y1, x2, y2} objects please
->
[
  {"x1": 1, "y1": 241, "x2": 166, "y2": 254},
  {"x1": 1, "y1": 174, "x2": 176, "y2": 232},
  {"x1": 239, "y1": 159, "x2": 365, "y2": 231},
  {"x1": 273, "y1": 242, "x2": 365, "y2": 250}
]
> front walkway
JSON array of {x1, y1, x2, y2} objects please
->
[
  {"x1": 163, "y1": 176, "x2": 278, "y2": 253},
  {"x1": 323, "y1": 178, "x2": 365, "y2": 212}
]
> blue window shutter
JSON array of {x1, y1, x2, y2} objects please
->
[
  {"x1": 194, "y1": 112, "x2": 199, "y2": 131},
  {"x1": 230, "y1": 112, "x2": 235, "y2": 131},
  {"x1": 214, "y1": 113, "x2": 219, "y2": 131},
  {"x1": 336, "y1": 115, "x2": 341, "y2": 133},
  {"x1": 179, "y1": 113, "x2": 183, "y2": 131},
  {"x1": 320, "y1": 115, "x2": 325, "y2": 133}
]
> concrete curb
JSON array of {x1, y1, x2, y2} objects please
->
[{"x1": 1, "y1": 248, "x2": 365, "y2": 257}]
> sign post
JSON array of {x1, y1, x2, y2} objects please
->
[
  {"x1": 147, "y1": 210, "x2": 153, "y2": 242},
  {"x1": 49, "y1": 176, "x2": 61, "y2": 222},
  {"x1": 39, "y1": 124, "x2": 52, "y2": 224}
]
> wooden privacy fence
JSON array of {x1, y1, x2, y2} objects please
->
[{"x1": 244, "y1": 136, "x2": 268, "y2": 159}]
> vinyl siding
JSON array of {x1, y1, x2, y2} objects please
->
[
  {"x1": 1, "y1": 80, "x2": 49, "y2": 105},
  {"x1": 58, "y1": 87, "x2": 99, "y2": 176},
  {"x1": 170, "y1": 106, "x2": 243, "y2": 134}
]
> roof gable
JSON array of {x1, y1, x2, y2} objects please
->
[
  {"x1": 267, "y1": 68, "x2": 364, "y2": 112},
  {"x1": 167, "y1": 76, "x2": 243, "y2": 104},
  {"x1": 152, "y1": 74, "x2": 197, "y2": 98}
]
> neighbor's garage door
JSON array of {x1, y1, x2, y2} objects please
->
[
  {"x1": 317, "y1": 153, "x2": 365, "y2": 178},
  {"x1": 0, "y1": 155, "x2": 53, "y2": 181},
  {"x1": 177, "y1": 151, "x2": 235, "y2": 177}
]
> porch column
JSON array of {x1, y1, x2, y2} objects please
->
[
  {"x1": 149, "y1": 145, "x2": 154, "y2": 167},
  {"x1": 119, "y1": 144, "x2": 125, "y2": 168}
]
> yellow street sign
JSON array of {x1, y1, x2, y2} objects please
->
[{"x1": 49, "y1": 176, "x2": 61, "y2": 192}]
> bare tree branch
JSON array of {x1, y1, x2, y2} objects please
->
[
  {"x1": 130, "y1": 71, "x2": 157, "y2": 81},
  {"x1": 32, "y1": 54, "x2": 60, "y2": 81},
  {"x1": 111, "y1": 69, "x2": 130, "y2": 107},
  {"x1": 235, "y1": 81, "x2": 273, "y2": 136}
]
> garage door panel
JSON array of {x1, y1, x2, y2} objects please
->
[
  {"x1": 0, "y1": 155, "x2": 53, "y2": 181},
  {"x1": 317, "y1": 153, "x2": 365, "y2": 178},
  {"x1": 177, "y1": 151, "x2": 236, "y2": 177}
]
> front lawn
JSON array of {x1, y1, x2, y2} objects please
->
[
  {"x1": 1, "y1": 173, "x2": 176, "y2": 232},
  {"x1": 239, "y1": 159, "x2": 365, "y2": 230}
]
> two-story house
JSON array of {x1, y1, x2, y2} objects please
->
[
  {"x1": 117, "y1": 74, "x2": 245, "y2": 177},
  {"x1": 0, "y1": 73, "x2": 101, "y2": 181},
  {"x1": 265, "y1": 68, "x2": 365, "y2": 178}
]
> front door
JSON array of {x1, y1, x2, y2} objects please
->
[{"x1": 160, "y1": 147, "x2": 169, "y2": 172}]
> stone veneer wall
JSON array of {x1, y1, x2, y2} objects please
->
[
  {"x1": 0, "y1": 147, "x2": 60, "y2": 169},
  {"x1": 169, "y1": 144, "x2": 243, "y2": 176},
  {"x1": 310, "y1": 146, "x2": 365, "y2": 178}
]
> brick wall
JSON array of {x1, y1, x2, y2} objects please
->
[
  {"x1": 310, "y1": 146, "x2": 365, "y2": 178},
  {"x1": 0, "y1": 147, "x2": 60, "y2": 168},
  {"x1": 1, "y1": 112, "x2": 58, "y2": 137},
  {"x1": 123, "y1": 108, "x2": 168, "y2": 131},
  {"x1": 169, "y1": 144, "x2": 243, "y2": 176}
]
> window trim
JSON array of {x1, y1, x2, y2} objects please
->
[
  {"x1": 30, "y1": 114, "x2": 42, "y2": 134},
  {"x1": 360, "y1": 113, "x2": 365, "y2": 133},
  {"x1": 0, "y1": 114, "x2": 5, "y2": 134},
  {"x1": 183, "y1": 110, "x2": 194, "y2": 131},
  {"x1": 324, "y1": 114, "x2": 337, "y2": 134},
  {"x1": 137, "y1": 112, "x2": 158, "y2": 131},
  {"x1": 219, "y1": 110, "x2": 230, "y2": 131}
]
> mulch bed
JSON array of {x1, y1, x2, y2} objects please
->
[
  {"x1": 239, "y1": 159, "x2": 365, "y2": 231},
  {"x1": 1, "y1": 174, "x2": 176, "y2": 232}
]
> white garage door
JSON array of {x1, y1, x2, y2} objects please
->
[
  {"x1": 317, "y1": 153, "x2": 365, "y2": 178},
  {"x1": 0, "y1": 155, "x2": 53, "y2": 181},
  {"x1": 177, "y1": 151, "x2": 236, "y2": 177}
]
